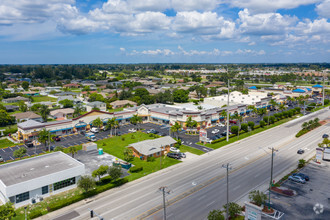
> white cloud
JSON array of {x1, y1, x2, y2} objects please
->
[
  {"x1": 171, "y1": 0, "x2": 220, "y2": 11},
  {"x1": 223, "y1": 0, "x2": 321, "y2": 13},
  {"x1": 238, "y1": 9, "x2": 297, "y2": 35},
  {"x1": 295, "y1": 18, "x2": 330, "y2": 35},
  {"x1": 316, "y1": 0, "x2": 330, "y2": 18},
  {"x1": 235, "y1": 49, "x2": 265, "y2": 55},
  {"x1": 129, "y1": 48, "x2": 175, "y2": 55}
]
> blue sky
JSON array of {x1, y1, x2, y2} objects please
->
[{"x1": 0, "y1": 0, "x2": 329, "y2": 64}]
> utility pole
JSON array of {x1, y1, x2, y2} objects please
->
[
  {"x1": 160, "y1": 145, "x2": 163, "y2": 170},
  {"x1": 322, "y1": 72, "x2": 325, "y2": 108},
  {"x1": 159, "y1": 186, "x2": 171, "y2": 220},
  {"x1": 226, "y1": 79, "x2": 230, "y2": 142},
  {"x1": 268, "y1": 147, "x2": 278, "y2": 209},
  {"x1": 222, "y1": 163, "x2": 231, "y2": 220},
  {"x1": 48, "y1": 131, "x2": 50, "y2": 152}
]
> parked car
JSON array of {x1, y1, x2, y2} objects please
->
[
  {"x1": 212, "y1": 129, "x2": 220, "y2": 134},
  {"x1": 178, "y1": 152, "x2": 186, "y2": 158},
  {"x1": 288, "y1": 175, "x2": 306, "y2": 184},
  {"x1": 0, "y1": 155, "x2": 3, "y2": 162},
  {"x1": 297, "y1": 149, "x2": 305, "y2": 154},
  {"x1": 52, "y1": 136, "x2": 61, "y2": 142},
  {"x1": 229, "y1": 120, "x2": 237, "y2": 124},
  {"x1": 217, "y1": 123, "x2": 225, "y2": 127},
  {"x1": 147, "y1": 129, "x2": 159, "y2": 134},
  {"x1": 206, "y1": 138, "x2": 212, "y2": 144},
  {"x1": 170, "y1": 147, "x2": 180, "y2": 153},
  {"x1": 158, "y1": 133, "x2": 166, "y2": 136},
  {"x1": 210, "y1": 136, "x2": 219, "y2": 141},
  {"x1": 24, "y1": 140, "x2": 34, "y2": 148},
  {"x1": 128, "y1": 128, "x2": 137, "y2": 133},
  {"x1": 90, "y1": 127, "x2": 99, "y2": 133},
  {"x1": 322, "y1": 134, "x2": 329, "y2": 138},
  {"x1": 293, "y1": 173, "x2": 309, "y2": 181},
  {"x1": 167, "y1": 152, "x2": 181, "y2": 159},
  {"x1": 221, "y1": 131, "x2": 232, "y2": 136}
]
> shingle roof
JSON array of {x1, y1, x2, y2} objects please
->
[
  {"x1": 17, "y1": 120, "x2": 44, "y2": 129},
  {"x1": 129, "y1": 136, "x2": 177, "y2": 156},
  {"x1": 13, "y1": 111, "x2": 41, "y2": 120}
]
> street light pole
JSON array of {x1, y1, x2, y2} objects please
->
[
  {"x1": 159, "y1": 186, "x2": 170, "y2": 220},
  {"x1": 322, "y1": 72, "x2": 325, "y2": 108},
  {"x1": 268, "y1": 147, "x2": 278, "y2": 209},
  {"x1": 222, "y1": 163, "x2": 231, "y2": 220},
  {"x1": 226, "y1": 79, "x2": 230, "y2": 142}
]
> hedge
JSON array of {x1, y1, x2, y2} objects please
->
[{"x1": 129, "y1": 165, "x2": 143, "y2": 173}]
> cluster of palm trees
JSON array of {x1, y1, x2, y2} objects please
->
[
  {"x1": 170, "y1": 122, "x2": 181, "y2": 139},
  {"x1": 106, "y1": 117, "x2": 119, "y2": 136},
  {"x1": 302, "y1": 118, "x2": 320, "y2": 131},
  {"x1": 129, "y1": 114, "x2": 143, "y2": 130},
  {"x1": 185, "y1": 116, "x2": 198, "y2": 134}
]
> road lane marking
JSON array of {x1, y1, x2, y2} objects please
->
[
  {"x1": 197, "y1": 195, "x2": 205, "y2": 201},
  {"x1": 206, "y1": 201, "x2": 215, "y2": 207},
  {"x1": 233, "y1": 185, "x2": 241, "y2": 191},
  {"x1": 255, "y1": 173, "x2": 260, "y2": 178}
]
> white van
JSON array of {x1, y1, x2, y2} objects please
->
[{"x1": 90, "y1": 127, "x2": 99, "y2": 133}]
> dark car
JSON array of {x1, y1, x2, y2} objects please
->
[
  {"x1": 167, "y1": 153, "x2": 181, "y2": 159},
  {"x1": 147, "y1": 129, "x2": 159, "y2": 134},
  {"x1": 24, "y1": 140, "x2": 34, "y2": 148},
  {"x1": 178, "y1": 152, "x2": 186, "y2": 158},
  {"x1": 293, "y1": 173, "x2": 309, "y2": 181},
  {"x1": 115, "y1": 131, "x2": 122, "y2": 136},
  {"x1": 52, "y1": 136, "x2": 61, "y2": 141},
  {"x1": 297, "y1": 149, "x2": 305, "y2": 154},
  {"x1": 158, "y1": 133, "x2": 166, "y2": 136},
  {"x1": 229, "y1": 120, "x2": 237, "y2": 124},
  {"x1": 215, "y1": 134, "x2": 222, "y2": 139},
  {"x1": 322, "y1": 134, "x2": 329, "y2": 139},
  {"x1": 0, "y1": 155, "x2": 3, "y2": 162},
  {"x1": 210, "y1": 136, "x2": 219, "y2": 141},
  {"x1": 46, "y1": 145, "x2": 56, "y2": 151}
]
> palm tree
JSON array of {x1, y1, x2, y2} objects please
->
[
  {"x1": 185, "y1": 116, "x2": 193, "y2": 133},
  {"x1": 130, "y1": 114, "x2": 142, "y2": 130},
  {"x1": 114, "y1": 120, "x2": 119, "y2": 136},
  {"x1": 92, "y1": 117, "x2": 103, "y2": 128},
  {"x1": 40, "y1": 105, "x2": 50, "y2": 122},
  {"x1": 247, "y1": 105, "x2": 257, "y2": 118},
  {"x1": 68, "y1": 146, "x2": 78, "y2": 158},
  {"x1": 74, "y1": 104, "x2": 84, "y2": 117},
  {"x1": 269, "y1": 99, "x2": 277, "y2": 111},
  {"x1": 170, "y1": 122, "x2": 181, "y2": 139},
  {"x1": 106, "y1": 118, "x2": 116, "y2": 136},
  {"x1": 220, "y1": 110, "x2": 227, "y2": 124},
  {"x1": 278, "y1": 104, "x2": 286, "y2": 112},
  {"x1": 38, "y1": 129, "x2": 55, "y2": 152},
  {"x1": 233, "y1": 113, "x2": 243, "y2": 139},
  {"x1": 302, "y1": 122, "x2": 309, "y2": 130}
]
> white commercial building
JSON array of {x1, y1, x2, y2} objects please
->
[{"x1": 0, "y1": 152, "x2": 85, "y2": 207}]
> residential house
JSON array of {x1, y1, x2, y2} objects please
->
[
  {"x1": 86, "y1": 101, "x2": 106, "y2": 112},
  {"x1": 110, "y1": 100, "x2": 137, "y2": 109},
  {"x1": 2, "y1": 96, "x2": 29, "y2": 103},
  {"x1": 63, "y1": 83, "x2": 80, "y2": 88},
  {"x1": 50, "y1": 108, "x2": 75, "y2": 119},
  {"x1": 57, "y1": 95, "x2": 75, "y2": 103},
  {"x1": 5, "y1": 105, "x2": 19, "y2": 112},
  {"x1": 128, "y1": 136, "x2": 177, "y2": 160},
  {"x1": 12, "y1": 111, "x2": 43, "y2": 123}
]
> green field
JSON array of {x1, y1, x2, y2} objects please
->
[
  {"x1": 179, "y1": 144, "x2": 205, "y2": 155},
  {"x1": 32, "y1": 96, "x2": 57, "y2": 102},
  {"x1": 0, "y1": 139, "x2": 16, "y2": 148},
  {"x1": 96, "y1": 132, "x2": 181, "y2": 181}
]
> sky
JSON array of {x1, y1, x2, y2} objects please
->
[{"x1": 0, "y1": 0, "x2": 329, "y2": 64}]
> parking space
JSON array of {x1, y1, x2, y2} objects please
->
[{"x1": 270, "y1": 161, "x2": 330, "y2": 219}]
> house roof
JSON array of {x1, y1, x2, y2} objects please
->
[
  {"x1": 3, "y1": 96, "x2": 29, "y2": 101},
  {"x1": 57, "y1": 95, "x2": 74, "y2": 102},
  {"x1": 110, "y1": 100, "x2": 137, "y2": 106},
  {"x1": 17, "y1": 120, "x2": 44, "y2": 129},
  {"x1": 5, "y1": 105, "x2": 19, "y2": 110},
  {"x1": 50, "y1": 108, "x2": 74, "y2": 116},
  {"x1": 87, "y1": 101, "x2": 105, "y2": 106},
  {"x1": 13, "y1": 111, "x2": 41, "y2": 120},
  {"x1": 129, "y1": 136, "x2": 177, "y2": 156}
]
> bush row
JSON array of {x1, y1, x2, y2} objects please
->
[{"x1": 129, "y1": 165, "x2": 143, "y2": 173}]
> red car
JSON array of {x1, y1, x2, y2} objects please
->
[
  {"x1": 53, "y1": 136, "x2": 61, "y2": 141},
  {"x1": 229, "y1": 120, "x2": 237, "y2": 124}
]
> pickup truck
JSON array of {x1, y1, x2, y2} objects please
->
[{"x1": 85, "y1": 132, "x2": 96, "y2": 141}]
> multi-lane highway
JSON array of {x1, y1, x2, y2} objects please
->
[{"x1": 41, "y1": 108, "x2": 329, "y2": 220}]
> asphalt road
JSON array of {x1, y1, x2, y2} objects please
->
[{"x1": 42, "y1": 108, "x2": 329, "y2": 220}]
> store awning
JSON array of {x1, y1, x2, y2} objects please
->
[
  {"x1": 211, "y1": 119, "x2": 218, "y2": 122},
  {"x1": 50, "y1": 127, "x2": 73, "y2": 132},
  {"x1": 151, "y1": 116, "x2": 169, "y2": 121}
]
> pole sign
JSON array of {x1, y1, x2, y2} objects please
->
[
  {"x1": 316, "y1": 148, "x2": 323, "y2": 163},
  {"x1": 245, "y1": 202, "x2": 262, "y2": 220},
  {"x1": 199, "y1": 129, "x2": 207, "y2": 142}
]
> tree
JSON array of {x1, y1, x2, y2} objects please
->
[
  {"x1": 185, "y1": 116, "x2": 194, "y2": 133},
  {"x1": 302, "y1": 122, "x2": 309, "y2": 130},
  {"x1": 38, "y1": 129, "x2": 54, "y2": 151},
  {"x1": 123, "y1": 148, "x2": 134, "y2": 162},
  {"x1": 130, "y1": 114, "x2": 142, "y2": 130},
  {"x1": 59, "y1": 99, "x2": 74, "y2": 108},
  {"x1": 223, "y1": 202, "x2": 242, "y2": 219},
  {"x1": 40, "y1": 104, "x2": 50, "y2": 122},
  {"x1": 13, "y1": 147, "x2": 27, "y2": 159},
  {"x1": 173, "y1": 89, "x2": 189, "y2": 103},
  {"x1": 68, "y1": 146, "x2": 78, "y2": 158},
  {"x1": 54, "y1": 146, "x2": 64, "y2": 152},
  {"x1": 241, "y1": 123, "x2": 248, "y2": 132},
  {"x1": 207, "y1": 210, "x2": 224, "y2": 220},
  {"x1": 318, "y1": 138, "x2": 330, "y2": 148},
  {"x1": 195, "y1": 86, "x2": 207, "y2": 98},
  {"x1": 21, "y1": 81, "x2": 29, "y2": 91},
  {"x1": 18, "y1": 101, "x2": 27, "y2": 112},
  {"x1": 209, "y1": 87, "x2": 217, "y2": 96},
  {"x1": 259, "y1": 120, "x2": 266, "y2": 128},
  {"x1": 89, "y1": 93, "x2": 105, "y2": 102},
  {"x1": 298, "y1": 159, "x2": 306, "y2": 168},
  {"x1": 170, "y1": 122, "x2": 181, "y2": 139},
  {"x1": 92, "y1": 117, "x2": 103, "y2": 128},
  {"x1": 231, "y1": 125, "x2": 239, "y2": 135},
  {"x1": 77, "y1": 175, "x2": 95, "y2": 192},
  {"x1": 134, "y1": 88, "x2": 149, "y2": 97},
  {"x1": 92, "y1": 165, "x2": 109, "y2": 181},
  {"x1": 106, "y1": 118, "x2": 116, "y2": 136},
  {"x1": 0, "y1": 110, "x2": 15, "y2": 126},
  {"x1": 248, "y1": 121, "x2": 255, "y2": 130},
  {"x1": 108, "y1": 166, "x2": 122, "y2": 181},
  {"x1": 269, "y1": 99, "x2": 277, "y2": 110},
  {"x1": 74, "y1": 103, "x2": 84, "y2": 117},
  {"x1": 248, "y1": 190, "x2": 267, "y2": 206},
  {"x1": 0, "y1": 202, "x2": 16, "y2": 220}
]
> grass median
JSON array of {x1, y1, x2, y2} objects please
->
[{"x1": 0, "y1": 139, "x2": 16, "y2": 148}]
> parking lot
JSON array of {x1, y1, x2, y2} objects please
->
[{"x1": 270, "y1": 161, "x2": 330, "y2": 219}]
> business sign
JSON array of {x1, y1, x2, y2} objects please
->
[
  {"x1": 245, "y1": 202, "x2": 262, "y2": 220},
  {"x1": 316, "y1": 148, "x2": 323, "y2": 163},
  {"x1": 199, "y1": 129, "x2": 207, "y2": 142}
]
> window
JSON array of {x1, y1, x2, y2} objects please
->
[
  {"x1": 42, "y1": 186, "x2": 48, "y2": 195},
  {"x1": 16, "y1": 191, "x2": 29, "y2": 203},
  {"x1": 53, "y1": 177, "x2": 76, "y2": 191}
]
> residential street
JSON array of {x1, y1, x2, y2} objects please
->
[{"x1": 40, "y1": 108, "x2": 329, "y2": 220}]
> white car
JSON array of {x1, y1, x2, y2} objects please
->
[
  {"x1": 90, "y1": 127, "x2": 99, "y2": 133},
  {"x1": 128, "y1": 128, "x2": 137, "y2": 133},
  {"x1": 217, "y1": 123, "x2": 225, "y2": 127},
  {"x1": 212, "y1": 129, "x2": 220, "y2": 134},
  {"x1": 170, "y1": 147, "x2": 180, "y2": 153}
]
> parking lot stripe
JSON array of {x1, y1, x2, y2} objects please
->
[
  {"x1": 10, "y1": 156, "x2": 14, "y2": 160},
  {"x1": 9, "y1": 147, "x2": 13, "y2": 151},
  {"x1": 1, "y1": 149, "x2": 4, "y2": 152}
]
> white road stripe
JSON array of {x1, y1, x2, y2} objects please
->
[
  {"x1": 198, "y1": 195, "x2": 206, "y2": 201},
  {"x1": 2, "y1": 149, "x2": 5, "y2": 152},
  {"x1": 9, "y1": 147, "x2": 13, "y2": 151},
  {"x1": 207, "y1": 201, "x2": 215, "y2": 207}
]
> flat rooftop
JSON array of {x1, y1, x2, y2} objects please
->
[{"x1": 0, "y1": 152, "x2": 84, "y2": 187}]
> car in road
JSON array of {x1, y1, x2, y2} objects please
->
[
  {"x1": 292, "y1": 173, "x2": 309, "y2": 181},
  {"x1": 297, "y1": 149, "x2": 305, "y2": 154},
  {"x1": 0, "y1": 155, "x2": 3, "y2": 162},
  {"x1": 167, "y1": 152, "x2": 181, "y2": 159},
  {"x1": 24, "y1": 140, "x2": 34, "y2": 148},
  {"x1": 52, "y1": 135, "x2": 61, "y2": 141},
  {"x1": 147, "y1": 129, "x2": 159, "y2": 134},
  {"x1": 322, "y1": 134, "x2": 329, "y2": 138},
  {"x1": 288, "y1": 175, "x2": 306, "y2": 184},
  {"x1": 170, "y1": 147, "x2": 180, "y2": 153},
  {"x1": 90, "y1": 127, "x2": 99, "y2": 133},
  {"x1": 211, "y1": 129, "x2": 220, "y2": 134},
  {"x1": 128, "y1": 128, "x2": 137, "y2": 133},
  {"x1": 217, "y1": 123, "x2": 225, "y2": 127}
]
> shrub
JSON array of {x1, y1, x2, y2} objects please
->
[
  {"x1": 121, "y1": 137, "x2": 125, "y2": 141},
  {"x1": 129, "y1": 166, "x2": 143, "y2": 173},
  {"x1": 248, "y1": 121, "x2": 255, "y2": 130},
  {"x1": 29, "y1": 210, "x2": 43, "y2": 219},
  {"x1": 298, "y1": 159, "x2": 306, "y2": 168},
  {"x1": 241, "y1": 123, "x2": 248, "y2": 132},
  {"x1": 147, "y1": 156, "x2": 155, "y2": 162},
  {"x1": 223, "y1": 202, "x2": 242, "y2": 219},
  {"x1": 269, "y1": 116, "x2": 275, "y2": 124},
  {"x1": 231, "y1": 126, "x2": 239, "y2": 135},
  {"x1": 207, "y1": 210, "x2": 224, "y2": 220},
  {"x1": 294, "y1": 107, "x2": 301, "y2": 113},
  {"x1": 259, "y1": 120, "x2": 266, "y2": 128},
  {"x1": 131, "y1": 134, "x2": 135, "y2": 139},
  {"x1": 263, "y1": 116, "x2": 269, "y2": 123},
  {"x1": 248, "y1": 190, "x2": 267, "y2": 206}
]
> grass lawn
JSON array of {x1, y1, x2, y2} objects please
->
[
  {"x1": 0, "y1": 139, "x2": 16, "y2": 148},
  {"x1": 96, "y1": 132, "x2": 181, "y2": 181},
  {"x1": 179, "y1": 144, "x2": 205, "y2": 155},
  {"x1": 32, "y1": 96, "x2": 57, "y2": 102},
  {"x1": 201, "y1": 117, "x2": 296, "y2": 150}
]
